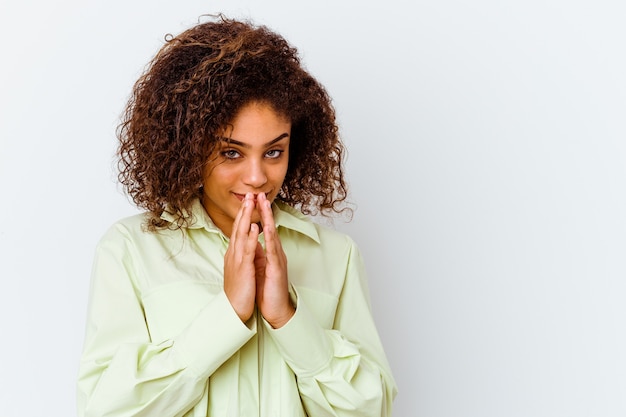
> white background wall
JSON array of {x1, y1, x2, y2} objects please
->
[{"x1": 1, "y1": 0, "x2": 625, "y2": 416}]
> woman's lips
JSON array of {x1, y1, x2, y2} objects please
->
[{"x1": 233, "y1": 192, "x2": 268, "y2": 202}]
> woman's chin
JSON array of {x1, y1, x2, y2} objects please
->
[{"x1": 249, "y1": 210, "x2": 262, "y2": 225}]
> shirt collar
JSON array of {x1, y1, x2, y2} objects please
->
[
  {"x1": 272, "y1": 201, "x2": 320, "y2": 244},
  {"x1": 160, "y1": 199, "x2": 221, "y2": 233},
  {"x1": 160, "y1": 199, "x2": 320, "y2": 244}
]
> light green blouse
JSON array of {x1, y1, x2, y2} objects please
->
[{"x1": 77, "y1": 200, "x2": 396, "y2": 416}]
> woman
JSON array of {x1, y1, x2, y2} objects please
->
[{"x1": 77, "y1": 15, "x2": 396, "y2": 417}]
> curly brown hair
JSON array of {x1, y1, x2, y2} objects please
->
[{"x1": 117, "y1": 15, "x2": 348, "y2": 229}]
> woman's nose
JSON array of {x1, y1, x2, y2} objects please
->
[{"x1": 242, "y1": 159, "x2": 267, "y2": 188}]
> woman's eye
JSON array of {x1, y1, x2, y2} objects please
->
[
  {"x1": 266, "y1": 149, "x2": 283, "y2": 159},
  {"x1": 222, "y1": 149, "x2": 241, "y2": 159}
]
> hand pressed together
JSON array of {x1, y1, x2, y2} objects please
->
[{"x1": 223, "y1": 192, "x2": 295, "y2": 328}]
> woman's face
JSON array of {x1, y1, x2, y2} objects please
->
[{"x1": 202, "y1": 101, "x2": 291, "y2": 236}]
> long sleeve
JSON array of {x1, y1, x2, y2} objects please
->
[
  {"x1": 78, "y1": 204, "x2": 396, "y2": 417},
  {"x1": 77, "y1": 224, "x2": 255, "y2": 417},
  {"x1": 265, "y1": 240, "x2": 397, "y2": 417}
]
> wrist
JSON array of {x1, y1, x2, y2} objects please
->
[{"x1": 266, "y1": 305, "x2": 295, "y2": 329}]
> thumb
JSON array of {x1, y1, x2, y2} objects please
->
[{"x1": 253, "y1": 241, "x2": 266, "y2": 276}]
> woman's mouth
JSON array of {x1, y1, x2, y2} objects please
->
[{"x1": 233, "y1": 192, "x2": 268, "y2": 202}]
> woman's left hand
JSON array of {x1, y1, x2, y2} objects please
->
[{"x1": 255, "y1": 192, "x2": 295, "y2": 328}]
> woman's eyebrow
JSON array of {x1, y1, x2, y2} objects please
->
[{"x1": 219, "y1": 133, "x2": 289, "y2": 148}]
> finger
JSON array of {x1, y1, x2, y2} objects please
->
[
  {"x1": 265, "y1": 227, "x2": 286, "y2": 264},
  {"x1": 239, "y1": 199, "x2": 261, "y2": 265},
  {"x1": 254, "y1": 241, "x2": 266, "y2": 283},
  {"x1": 229, "y1": 193, "x2": 248, "y2": 241},
  {"x1": 258, "y1": 192, "x2": 276, "y2": 232},
  {"x1": 246, "y1": 222, "x2": 260, "y2": 255},
  {"x1": 258, "y1": 194, "x2": 285, "y2": 262},
  {"x1": 232, "y1": 192, "x2": 255, "y2": 242}
]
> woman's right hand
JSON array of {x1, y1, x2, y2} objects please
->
[{"x1": 223, "y1": 193, "x2": 259, "y2": 322}]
